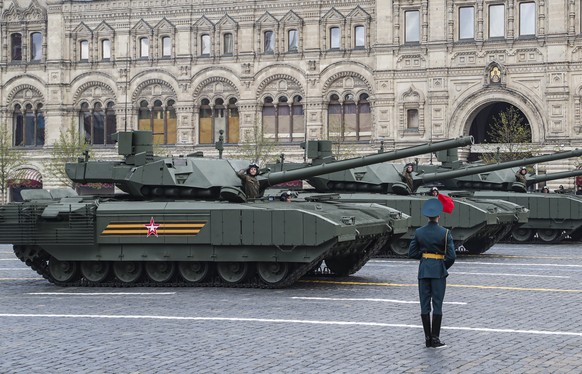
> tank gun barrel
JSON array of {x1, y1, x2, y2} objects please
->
[
  {"x1": 525, "y1": 169, "x2": 582, "y2": 185},
  {"x1": 262, "y1": 136, "x2": 474, "y2": 186},
  {"x1": 417, "y1": 148, "x2": 582, "y2": 184}
]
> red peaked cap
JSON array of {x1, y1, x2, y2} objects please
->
[{"x1": 437, "y1": 193, "x2": 455, "y2": 214}]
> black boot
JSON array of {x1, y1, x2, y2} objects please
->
[
  {"x1": 421, "y1": 314, "x2": 431, "y2": 347},
  {"x1": 431, "y1": 314, "x2": 446, "y2": 348}
]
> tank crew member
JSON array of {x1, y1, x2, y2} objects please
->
[
  {"x1": 237, "y1": 162, "x2": 261, "y2": 199},
  {"x1": 401, "y1": 163, "x2": 415, "y2": 192},
  {"x1": 280, "y1": 191, "x2": 292, "y2": 202},
  {"x1": 541, "y1": 186, "x2": 550, "y2": 193},
  {"x1": 408, "y1": 198, "x2": 455, "y2": 348},
  {"x1": 515, "y1": 167, "x2": 528, "y2": 184},
  {"x1": 429, "y1": 187, "x2": 439, "y2": 197},
  {"x1": 577, "y1": 185, "x2": 582, "y2": 196}
]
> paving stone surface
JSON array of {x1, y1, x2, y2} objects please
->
[{"x1": 0, "y1": 243, "x2": 581, "y2": 373}]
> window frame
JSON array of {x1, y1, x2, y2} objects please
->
[
  {"x1": 329, "y1": 27, "x2": 341, "y2": 49},
  {"x1": 488, "y1": 4, "x2": 505, "y2": 38},
  {"x1": 287, "y1": 29, "x2": 298, "y2": 52},
  {"x1": 161, "y1": 36, "x2": 172, "y2": 57},
  {"x1": 140, "y1": 37, "x2": 150, "y2": 58},
  {"x1": 458, "y1": 6, "x2": 475, "y2": 40},
  {"x1": 405, "y1": 10, "x2": 420, "y2": 43},
  {"x1": 80, "y1": 40, "x2": 89, "y2": 61},
  {"x1": 519, "y1": 2, "x2": 536, "y2": 36},
  {"x1": 354, "y1": 25, "x2": 365, "y2": 48},
  {"x1": 11, "y1": 33, "x2": 23, "y2": 62},
  {"x1": 101, "y1": 39, "x2": 111, "y2": 60},
  {"x1": 30, "y1": 32, "x2": 43, "y2": 62}
]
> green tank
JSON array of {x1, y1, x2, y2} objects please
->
[
  {"x1": 414, "y1": 148, "x2": 582, "y2": 243},
  {"x1": 267, "y1": 140, "x2": 537, "y2": 255},
  {"x1": 0, "y1": 132, "x2": 471, "y2": 288}
]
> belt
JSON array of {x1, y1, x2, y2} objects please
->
[{"x1": 422, "y1": 253, "x2": 444, "y2": 260}]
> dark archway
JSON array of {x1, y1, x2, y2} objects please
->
[{"x1": 468, "y1": 102, "x2": 532, "y2": 162}]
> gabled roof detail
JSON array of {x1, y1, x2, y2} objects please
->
[{"x1": 322, "y1": 8, "x2": 345, "y2": 23}]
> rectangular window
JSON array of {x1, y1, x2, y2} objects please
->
[
  {"x1": 140, "y1": 38, "x2": 149, "y2": 57},
  {"x1": 11, "y1": 33, "x2": 22, "y2": 61},
  {"x1": 330, "y1": 27, "x2": 340, "y2": 49},
  {"x1": 264, "y1": 31, "x2": 274, "y2": 53},
  {"x1": 162, "y1": 37, "x2": 171, "y2": 57},
  {"x1": 520, "y1": 2, "x2": 536, "y2": 36},
  {"x1": 102, "y1": 39, "x2": 111, "y2": 60},
  {"x1": 489, "y1": 4, "x2": 505, "y2": 38},
  {"x1": 30, "y1": 33, "x2": 42, "y2": 61},
  {"x1": 459, "y1": 7, "x2": 475, "y2": 39},
  {"x1": 288, "y1": 30, "x2": 298, "y2": 51},
  {"x1": 354, "y1": 26, "x2": 365, "y2": 48},
  {"x1": 80, "y1": 40, "x2": 89, "y2": 60},
  {"x1": 405, "y1": 11, "x2": 420, "y2": 42},
  {"x1": 201, "y1": 34, "x2": 211, "y2": 55},
  {"x1": 223, "y1": 33, "x2": 233, "y2": 55}
]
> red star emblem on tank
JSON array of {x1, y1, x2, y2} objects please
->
[{"x1": 144, "y1": 217, "x2": 160, "y2": 237}]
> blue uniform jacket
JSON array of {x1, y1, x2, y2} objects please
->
[{"x1": 408, "y1": 221, "x2": 456, "y2": 279}]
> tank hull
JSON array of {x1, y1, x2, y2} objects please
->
[
  {"x1": 1, "y1": 196, "x2": 406, "y2": 288},
  {"x1": 474, "y1": 191, "x2": 582, "y2": 243},
  {"x1": 293, "y1": 192, "x2": 527, "y2": 256}
]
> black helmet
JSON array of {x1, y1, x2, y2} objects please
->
[{"x1": 248, "y1": 162, "x2": 259, "y2": 170}]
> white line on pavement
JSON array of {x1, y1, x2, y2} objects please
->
[
  {"x1": 0, "y1": 259, "x2": 19, "y2": 261},
  {"x1": 27, "y1": 292, "x2": 176, "y2": 296},
  {"x1": 291, "y1": 296, "x2": 466, "y2": 305},
  {"x1": 0, "y1": 313, "x2": 579, "y2": 337},
  {"x1": 451, "y1": 272, "x2": 569, "y2": 279}
]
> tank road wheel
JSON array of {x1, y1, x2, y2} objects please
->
[
  {"x1": 511, "y1": 228, "x2": 535, "y2": 243},
  {"x1": 389, "y1": 239, "x2": 411, "y2": 256},
  {"x1": 537, "y1": 229, "x2": 562, "y2": 243},
  {"x1": 80, "y1": 261, "x2": 111, "y2": 283},
  {"x1": 178, "y1": 262, "x2": 210, "y2": 283},
  {"x1": 257, "y1": 262, "x2": 290, "y2": 285},
  {"x1": 48, "y1": 258, "x2": 80, "y2": 283},
  {"x1": 113, "y1": 261, "x2": 144, "y2": 284},
  {"x1": 216, "y1": 262, "x2": 250, "y2": 284},
  {"x1": 145, "y1": 261, "x2": 176, "y2": 283}
]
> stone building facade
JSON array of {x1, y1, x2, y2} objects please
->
[{"x1": 1, "y1": 0, "x2": 581, "y2": 191}]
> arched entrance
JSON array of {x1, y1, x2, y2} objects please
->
[
  {"x1": 467, "y1": 102, "x2": 532, "y2": 161},
  {"x1": 8, "y1": 168, "x2": 43, "y2": 202}
]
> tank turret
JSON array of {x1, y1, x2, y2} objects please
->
[{"x1": 66, "y1": 131, "x2": 473, "y2": 202}]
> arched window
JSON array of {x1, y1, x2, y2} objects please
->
[
  {"x1": 327, "y1": 93, "x2": 371, "y2": 141},
  {"x1": 223, "y1": 33, "x2": 233, "y2": 55},
  {"x1": 80, "y1": 101, "x2": 117, "y2": 145},
  {"x1": 288, "y1": 29, "x2": 298, "y2": 51},
  {"x1": 198, "y1": 97, "x2": 239, "y2": 144},
  {"x1": 264, "y1": 31, "x2": 275, "y2": 53},
  {"x1": 330, "y1": 27, "x2": 340, "y2": 49},
  {"x1": 138, "y1": 99, "x2": 176, "y2": 144},
  {"x1": 11, "y1": 33, "x2": 22, "y2": 62},
  {"x1": 261, "y1": 96, "x2": 304, "y2": 142},
  {"x1": 13, "y1": 103, "x2": 44, "y2": 146},
  {"x1": 30, "y1": 32, "x2": 42, "y2": 61},
  {"x1": 262, "y1": 96, "x2": 276, "y2": 139}
]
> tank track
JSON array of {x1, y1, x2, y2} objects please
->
[{"x1": 13, "y1": 235, "x2": 389, "y2": 289}]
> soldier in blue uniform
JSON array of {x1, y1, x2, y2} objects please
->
[{"x1": 408, "y1": 198, "x2": 456, "y2": 348}]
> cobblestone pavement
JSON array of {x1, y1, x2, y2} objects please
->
[{"x1": 1, "y1": 243, "x2": 581, "y2": 374}]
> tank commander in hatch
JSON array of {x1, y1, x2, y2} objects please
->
[
  {"x1": 237, "y1": 162, "x2": 261, "y2": 199},
  {"x1": 401, "y1": 163, "x2": 415, "y2": 192},
  {"x1": 515, "y1": 167, "x2": 528, "y2": 184},
  {"x1": 408, "y1": 198, "x2": 455, "y2": 349}
]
